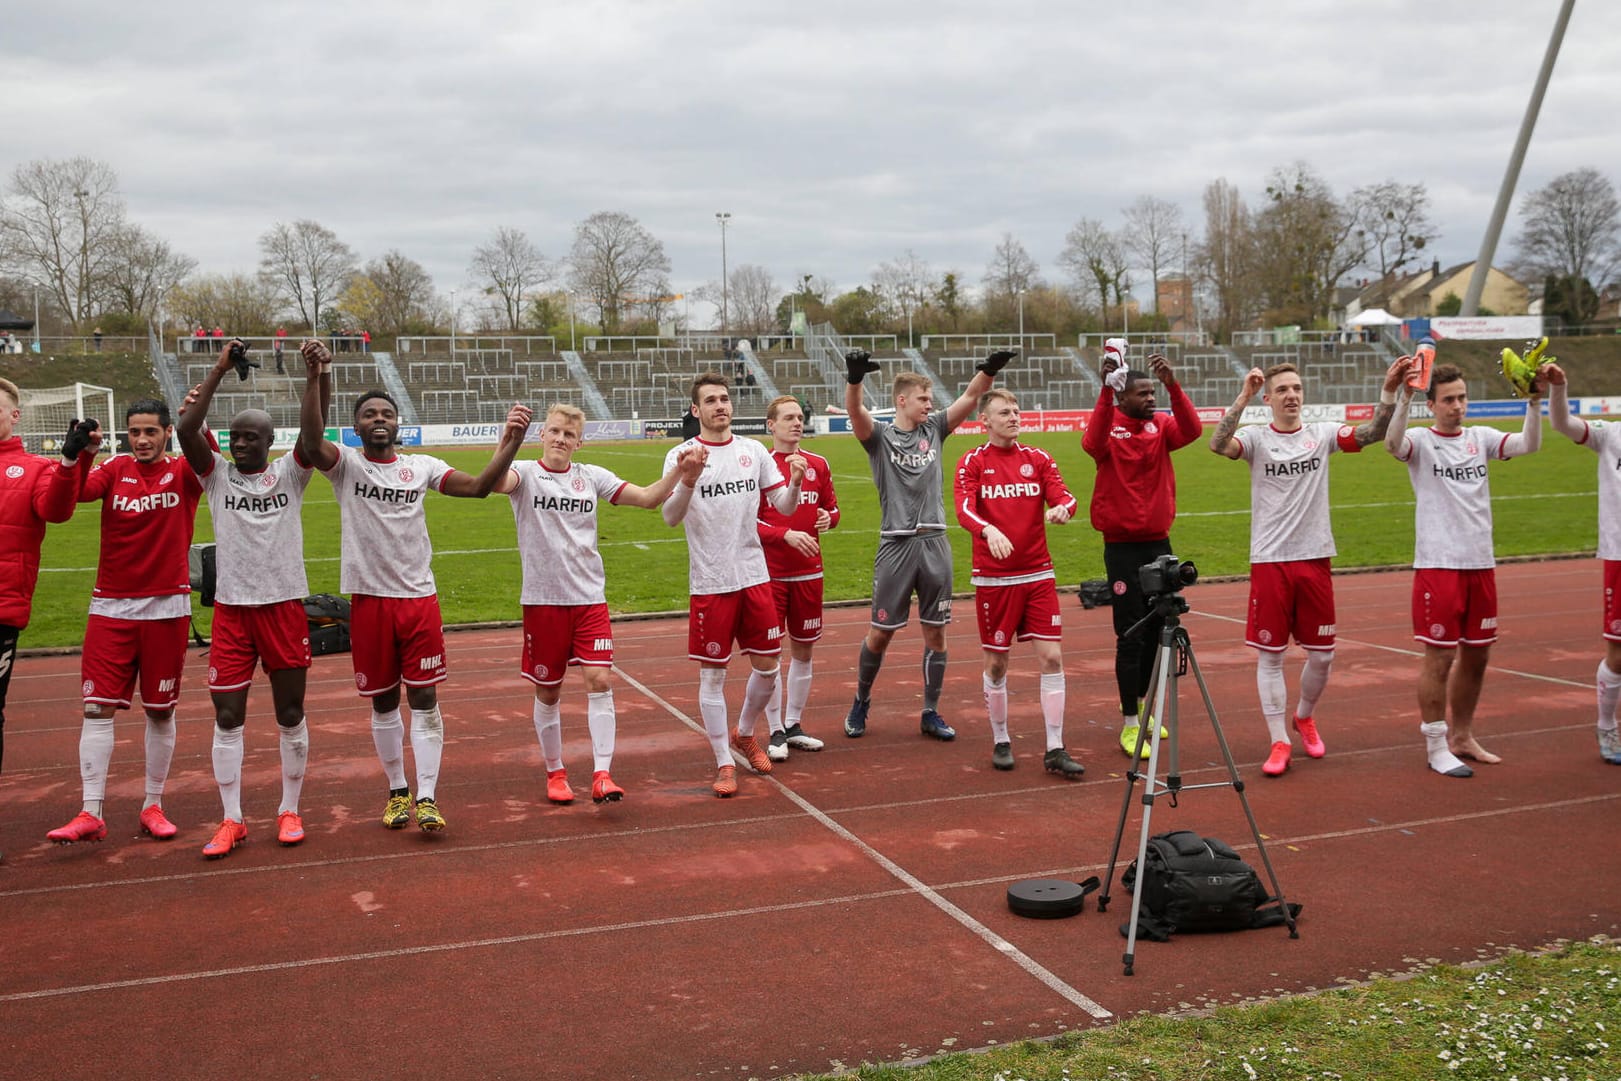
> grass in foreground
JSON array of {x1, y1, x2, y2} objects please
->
[
  {"x1": 23, "y1": 421, "x2": 1605, "y2": 648},
  {"x1": 799, "y1": 939, "x2": 1620, "y2": 1081}
]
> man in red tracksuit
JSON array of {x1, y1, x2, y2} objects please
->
[
  {"x1": 1081, "y1": 342, "x2": 1202, "y2": 758},
  {"x1": 0, "y1": 379, "x2": 96, "y2": 859}
]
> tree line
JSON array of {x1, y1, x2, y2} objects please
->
[{"x1": 2, "y1": 155, "x2": 1616, "y2": 344}]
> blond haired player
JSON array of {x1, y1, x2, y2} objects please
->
[
  {"x1": 756, "y1": 395, "x2": 840, "y2": 761},
  {"x1": 491, "y1": 403, "x2": 697, "y2": 803}
]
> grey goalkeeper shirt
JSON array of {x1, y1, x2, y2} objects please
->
[{"x1": 860, "y1": 411, "x2": 952, "y2": 538}]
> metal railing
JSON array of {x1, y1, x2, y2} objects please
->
[{"x1": 395, "y1": 335, "x2": 557, "y2": 356}]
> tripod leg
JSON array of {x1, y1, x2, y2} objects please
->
[
  {"x1": 1099, "y1": 632, "x2": 1168, "y2": 914},
  {"x1": 1120, "y1": 632, "x2": 1178, "y2": 975},
  {"x1": 1183, "y1": 642, "x2": 1300, "y2": 938}
]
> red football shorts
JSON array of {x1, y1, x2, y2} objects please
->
[
  {"x1": 1412, "y1": 567, "x2": 1499, "y2": 648},
  {"x1": 207, "y1": 600, "x2": 312, "y2": 691},
  {"x1": 1603, "y1": 560, "x2": 1620, "y2": 643},
  {"x1": 522, "y1": 603, "x2": 613, "y2": 686},
  {"x1": 771, "y1": 577, "x2": 825, "y2": 643},
  {"x1": 350, "y1": 594, "x2": 448, "y2": 696},
  {"x1": 974, "y1": 578, "x2": 1062, "y2": 652},
  {"x1": 689, "y1": 582, "x2": 782, "y2": 663},
  {"x1": 1246, "y1": 559, "x2": 1337, "y2": 652},
  {"x1": 81, "y1": 614, "x2": 190, "y2": 709}
]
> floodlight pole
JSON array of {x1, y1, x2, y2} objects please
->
[
  {"x1": 716, "y1": 212, "x2": 732, "y2": 345},
  {"x1": 1461, "y1": 0, "x2": 1575, "y2": 316},
  {"x1": 449, "y1": 288, "x2": 458, "y2": 355},
  {"x1": 1017, "y1": 288, "x2": 1026, "y2": 350}
]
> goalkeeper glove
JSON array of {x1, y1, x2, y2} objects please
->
[{"x1": 844, "y1": 348, "x2": 879, "y2": 385}]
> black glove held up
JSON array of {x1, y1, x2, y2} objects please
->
[{"x1": 844, "y1": 349, "x2": 880, "y2": 385}]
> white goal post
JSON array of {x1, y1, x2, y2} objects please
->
[{"x1": 16, "y1": 383, "x2": 117, "y2": 455}]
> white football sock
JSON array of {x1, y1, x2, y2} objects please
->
[
  {"x1": 1040, "y1": 671, "x2": 1066, "y2": 750},
  {"x1": 80, "y1": 711, "x2": 116, "y2": 812},
  {"x1": 785, "y1": 657, "x2": 814, "y2": 728},
  {"x1": 1256, "y1": 650, "x2": 1288, "y2": 744},
  {"x1": 533, "y1": 698, "x2": 564, "y2": 771},
  {"x1": 984, "y1": 672, "x2": 1009, "y2": 744},
  {"x1": 1297, "y1": 649, "x2": 1334, "y2": 720},
  {"x1": 371, "y1": 708, "x2": 407, "y2": 790},
  {"x1": 1421, "y1": 720, "x2": 1470, "y2": 776},
  {"x1": 698, "y1": 667, "x2": 731, "y2": 766},
  {"x1": 212, "y1": 724, "x2": 244, "y2": 822},
  {"x1": 279, "y1": 718, "x2": 308, "y2": 814},
  {"x1": 1597, "y1": 660, "x2": 1621, "y2": 731},
  {"x1": 410, "y1": 705, "x2": 444, "y2": 801},
  {"x1": 587, "y1": 690, "x2": 615, "y2": 772},
  {"x1": 144, "y1": 713, "x2": 176, "y2": 807},
  {"x1": 737, "y1": 666, "x2": 778, "y2": 738}
]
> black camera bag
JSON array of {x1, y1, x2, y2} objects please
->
[
  {"x1": 304, "y1": 593, "x2": 352, "y2": 655},
  {"x1": 1120, "y1": 829, "x2": 1299, "y2": 941}
]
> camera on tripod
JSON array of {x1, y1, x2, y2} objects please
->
[{"x1": 1139, "y1": 554, "x2": 1197, "y2": 596}]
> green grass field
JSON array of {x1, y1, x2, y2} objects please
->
[{"x1": 22, "y1": 421, "x2": 1605, "y2": 649}]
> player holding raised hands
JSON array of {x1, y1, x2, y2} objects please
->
[
  {"x1": 1208, "y1": 357, "x2": 1407, "y2": 776},
  {"x1": 491, "y1": 403, "x2": 697, "y2": 804},
  {"x1": 662, "y1": 372, "x2": 803, "y2": 797},
  {"x1": 300, "y1": 339, "x2": 530, "y2": 831},
  {"x1": 954, "y1": 388, "x2": 1084, "y2": 776},
  {"x1": 840, "y1": 347, "x2": 1011, "y2": 742}
]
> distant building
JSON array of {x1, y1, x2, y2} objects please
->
[
  {"x1": 1337, "y1": 261, "x2": 1528, "y2": 323},
  {"x1": 1156, "y1": 275, "x2": 1196, "y2": 334}
]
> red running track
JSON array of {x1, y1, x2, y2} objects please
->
[{"x1": 1, "y1": 562, "x2": 1617, "y2": 1079}]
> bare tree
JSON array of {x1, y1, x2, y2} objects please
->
[
  {"x1": 981, "y1": 233, "x2": 1042, "y2": 299},
  {"x1": 1121, "y1": 196, "x2": 1184, "y2": 312},
  {"x1": 1350, "y1": 180, "x2": 1435, "y2": 282},
  {"x1": 1057, "y1": 218, "x2": 1128, "y2": 317},
  {"x1": 171, "y1": 272, "x2": 284, "y2": 334},
  {"x1": 1251, "y1": 163, "x2": 1367, "y2": 324},
  {"x1": 727, "y1": 264, "x2": 778, "y2": 340},
  {"x1": 565, "y1": 211, "x2": 672, "y2": 333},
  {"x1": 0, "y1": 157, "x2": 125, "y2": 328},
  {"x1": 872, "y1": 248, "x2": 936, "y2": 342},
  {"x1": 257, "y1": 219, "x2": 357, "y2": 332},
  {"x1": 102, "y1": 223, "x2": 195, "y2": 320},
  {"x1": 468, "y1": 226, "x2": 549, "y2": 331},
  {"x1": 343, "y1": 249, "x2": 436, "y2": 334},
  {"x1": 1196, "y1": 177, "x2": 1257, "y2": 341},
  {"x1": 1512, "y1": 167, "x2": 1621, "y2": 290}
]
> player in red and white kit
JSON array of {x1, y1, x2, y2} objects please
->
[
  {"x1": 1544, "y1": 362, "x2": 1621, "y2": 764},
  {"x1": 491, "y1": 402, "x2": 698, "y2": 804},
  {"x1": 176, "y1": 341, "x2": 329, "y2": 858},
  {"x1": 1385, "y1": 360, "x2": 1543, "y2": 778},
  {"x1": 1, "y1": 379, "x2": 88, "y2": 860},
  {"x1": 47, "y1": 398, "x2": 204, "y2": 845},
  {"x1": 954, "y1": 389, "x2": 1085, "y2": 777},
  {"x1": 300, "y1": 340, "x2": 530, "y2": 831},
  {"x1": 756, "y1": 395, "x2": 840, "y2": 762},
  {"x1": 1209, "y1": 358, "x2": 1407, "y2": 777},
  {"x1": 663, "y1": 372, "x2": 803, "y2": 797}
]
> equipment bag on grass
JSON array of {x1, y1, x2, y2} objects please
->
[
  {"x1": 304, "y1": 593, "x2": 352, "y2": 655},
  {"x1": 1120, "y1": 829, "x2": 1300, "y2": 941}
]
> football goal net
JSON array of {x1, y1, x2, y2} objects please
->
[{"x1": 16, "y1": 383, "x2": 117, "y2": 455}]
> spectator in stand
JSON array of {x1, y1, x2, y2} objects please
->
[
  {"x1": 361, "y1": 329, "x2": 372, "y2": 353},
  {"x1": 212, "y1": 325, "x2": 226, "y2": 353},
  {"x1": 274, "y1": 327, "x2": 287, "y2": 373},
  {"x1": 193, "y1": 325, "x2": 206, "y2": 354},
  {"x1": 93, "y1": 328, "x2": 103, "y2": 352}
]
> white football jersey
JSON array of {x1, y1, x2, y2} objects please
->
[
  {"x1": 1397, "y1": 425, "x2": 1508, "y2": 570},
  {"x1": 201, "y1": 450, "x2": 313, "y2": 606},
  {"x1": 1578, "y1": 419, "x2": 1621, "y2": 560},
  {"x1": 664, "y1": 435, "x2": 784, "y2": 595},
  {"x1": 325, "y1": 446, "x2": 452, "y2": 597},
  {"x1": 509, "y1": 459, "x2": 628, "y2": 605},
  {"x1": 1236, "y1": 421, "x2": 1357, "y2": 563}
]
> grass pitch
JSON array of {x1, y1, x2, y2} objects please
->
[{"x1": 24, "y1": 421, "x2": 1605, "y2": 649}]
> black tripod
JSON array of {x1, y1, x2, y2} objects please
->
[{"x1": 1096, "y1": 585, "x2": 1298, "y2": 975}]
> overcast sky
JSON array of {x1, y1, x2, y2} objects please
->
[{"x1": 9, "y1": 1, "x2": 1618, "y2": 323}]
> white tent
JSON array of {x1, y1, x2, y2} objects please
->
[{"x1": 1346, "y1": 307, "x2": 1403, "y2": 326}]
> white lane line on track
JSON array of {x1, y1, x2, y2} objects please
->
[
  {"x1": 613, "y1": 667, "x2": 1114, "y2": 1020},
  {"x1": 1192, "y1": 611, "x2": 1598, "y2": 690},
  {"x1": 0, "y1": 889, "x2": 920, "y2": 1003}
]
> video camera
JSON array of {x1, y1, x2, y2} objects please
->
[{"x1": 1139, "y1": 554, "x2": 1197, "y2": 597}]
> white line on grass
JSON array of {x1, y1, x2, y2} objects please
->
[{"x1": 613, "y1": 667, "x2": 1115, "y2": 1020}]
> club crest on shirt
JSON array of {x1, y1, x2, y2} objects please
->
[
  {"x1": 208, "y1": 666, "x2": 218, "y2": 682},
  {"x1": 918, "y1": 439, "x2": 931, "y2": 454},
  {"x1": 1464, "y1": 443, "x2": 1477, "y2": 456},
  {"x1": 355, "y1": 672, "x2": 369, "y2": 690},
  {"x1": 5, "y1": 465, "x2": 23, "y2": 479},
  {"x1": 1430, "y1": 623, "x2": 1445, "y2": 638},
  {"x1": 739, "y1": 454, "x2": 751, "y2": 468},
  {"x1": 262, "y1": 473, "x2": 276, "y2": 488},
  {"x1": 805, "y1": 467, "x2": 816, "y2": 482},
  {"x1": 1258, "y1": 629, "x2": 1273, "y2": 645},
  {"x1": 705, "y1": 641, "x2": 722, "y2": 656},
  {"x1": 82, "y1": 679, "x2": 94, "y2": 697},
  {"x1": 994, "y1": 630, "x2": 1006, "y2": 645},
  {"x1": 1144, "y1": 421, "x2": 1158, "y2": 435},
  {"x1": 1019, "y1": 463, "x2": 1034, "y2": 478},
  {"x1": 877, "y1": 607, "x2": 889, "y2": 622},
  {"x1": 533, "y1": 664, "x2": 549, "y2": 680},
  {"x1": 1112, "y1": 581, "x2": 1127, "y2": 596},
  {"x1": 159, "y1": 472, "x2": 174, "y2": 486},
  {"x1": 572, "y1": 475, "x2": 585, "y2": 492},
  {"x1": 399, "y1": 467, "x2": 414, "y2": 483},
  {"x1": 1303, "y1": 440, "x2": 1317, "y2": 451}
]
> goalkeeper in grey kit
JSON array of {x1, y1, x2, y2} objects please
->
[{"x1": 840, "y1": 346, "x2": 1016, "y2": 740}]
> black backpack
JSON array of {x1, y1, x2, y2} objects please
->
[
  {"x1": 1120, "y1": 829, "x2": 1300, "y2": 942},
  {"x1": 304, "y1": 593, "x2": 352, "y2": 655}
]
